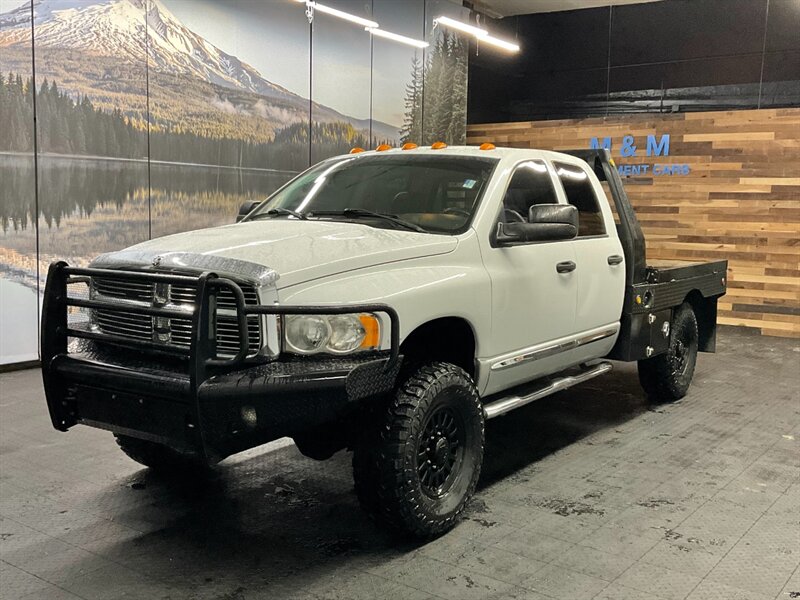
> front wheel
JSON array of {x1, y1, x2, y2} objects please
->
[
  {"x1": 353, "y1": 362, "x2": 485, "y2": 538},
  {"x1": 638, "y1": 302, "x2": 699, "y2": 402}
]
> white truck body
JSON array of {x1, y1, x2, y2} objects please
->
[
  {"x1": 112, "y1": 147, "x2": 625, "y2": 396},
  {"x1": 42, "y1": 145, "x2": 726, "y2": 536}
]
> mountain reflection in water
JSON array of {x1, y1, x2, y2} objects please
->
[{"x1": 0, "y1": 154, "x2": 294, "y2": 278}]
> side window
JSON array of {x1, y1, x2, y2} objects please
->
[
  {"x1": 554, "y1": 162, "x2": 607, "y2": 237},
  {"x1": 501, "y1": 160, "x2": 558, "y2": 223}
]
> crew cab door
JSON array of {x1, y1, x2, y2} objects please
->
[
  {"x1": 481, "y1": 159, "x2": 578, "y2": 395},
  {"x1": 552, "y1": 161, "x2": 625, "y2": 343}
]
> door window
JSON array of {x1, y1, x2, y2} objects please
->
[
  {"x1": 500, "y1": 160, "x2": 559, "y2": 223},
  {"x1": 554, "y1": 162, "x2": 606, "y2": 237}
]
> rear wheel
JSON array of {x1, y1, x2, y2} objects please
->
[
  {"x1": 114, "y1": 435, "x2": 208, "y2": 473},
  {"x1": 638, "y1": 302, "x2": 699, "y2": 402},
  {"x1": 352, "y1": 362, "x2": 484, "y2": 538}
]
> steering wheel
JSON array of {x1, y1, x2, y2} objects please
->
[
  {"x1": 443, "y1": 207, "x2": 471, "y2": 217},
  {"x1": 503, "y1": 208, "x2": 525, "y2": 223}
]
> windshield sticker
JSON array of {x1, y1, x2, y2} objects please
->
[{"x1": 463, "y1": 179, "x2": 477, "y2": 189}]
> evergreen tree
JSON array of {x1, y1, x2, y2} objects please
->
[
  {"x1": 398, "y1": 31, "x2": 468, "y2": 146},
  {"x1": 400, "y1": 55, "x2": 424, "y2": 144},
  {"x1": 1, "y1": 71, "x2": 383, "y2": 170}
]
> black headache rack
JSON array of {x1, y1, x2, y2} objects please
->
[
  {"x1": 562, "y1": 148, "x2": 647, "y2": 291},
  {"x1": 41, "y1": 261, "x2": 402, "y2": 462},
  {"x1": 562, "y1": 149, "x2": 728, "y2": 362}
]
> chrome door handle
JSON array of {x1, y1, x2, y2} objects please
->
[
  {"x1": 607, "y1": 255, "x2": 624, "y2": 266},
  {"x1": 556, "y1": 261, "x2": 576, "y2": 273}
]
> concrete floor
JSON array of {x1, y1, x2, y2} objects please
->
[{"x1": 1, "y1": 326, "x2": 798, "y2": 600}]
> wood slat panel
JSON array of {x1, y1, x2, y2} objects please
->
[{"x1": 468, "y1": 108, "x2": 800, "y2": 338}]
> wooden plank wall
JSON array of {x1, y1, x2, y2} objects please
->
[{"x1": 467, "y1": 108, "x2": 800, "y2": 337}]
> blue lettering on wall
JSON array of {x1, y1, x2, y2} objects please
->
[
  {"x1": 619, "y1": 164, "x2": 651, "y2": 176},
  {"x1": 588, "y1": 132, "x2": 688, "y2": 176},
  {"x1": 653, "y1": 164, "x2": 690, "y2": 176},
  {"x1": 590, "y1": 136, "x2": 612, "y2": 151},
  {"x1": 620, "y1": 135, "x2": 637, "y2": 157},
  {"x1": 646, "y1": 134, "x2": 670, "y2": 157}
]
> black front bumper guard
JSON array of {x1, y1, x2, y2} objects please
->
[{"x1": 41, "y1": 261, "x2": 402, "y2": 462}]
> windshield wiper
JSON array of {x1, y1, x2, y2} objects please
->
[
  {"x1": 310, "y1": 208, "x2": 427, "y2": 233},
  {"x1": 252, "y1": 207, "x2": 308, "y2": 220}
]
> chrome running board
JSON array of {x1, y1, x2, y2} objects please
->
[{"x1": 483, "y1": 361, "x2": 613, "y2": 419}]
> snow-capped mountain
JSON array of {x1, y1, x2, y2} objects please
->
[
  {"x1": 0, "y1": 0, "x2": 298, "y2": 102},
  {"x1": 0, "y1": 0, "x2": 400, "y2": 139}
]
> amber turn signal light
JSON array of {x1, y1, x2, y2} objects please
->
[
  {"x1": 359, "y1": 314, "x2": 381, "y2": 350},
  {"x1": 431, "y1": 141, "x2": 447, "y2": 149}
]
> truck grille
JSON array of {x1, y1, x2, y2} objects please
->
[{"x1": 91, "y1": 276, "x2": 262, "y2": 357}]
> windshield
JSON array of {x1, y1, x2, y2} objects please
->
[{"x1": 247, "y1": 154, "x2": 498, "y2": 233}]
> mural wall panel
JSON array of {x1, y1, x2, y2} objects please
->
[
  {"x1": 0, "y1": 0, "x2": 468, "y2": 365},
  {"x1": 0, "y1": 0, "x2": 37, "y2": 364},
  {"x1": 26, "y1": 0, "x2": 152, "y2": 281},
  {"x1": 422, "y1": 0, "x2": 468, "y2": 145},
  {"x1": 147, "y1": 0, "x2": 305, "y2": 238},
  {"x1": 372, "y1": 0, "x2": 424, "y2": 146},
  {"x1": 310, "y1": 0, "x2": 373, "y2": 163}
]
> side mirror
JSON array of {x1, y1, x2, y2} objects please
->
[
  {"x1": 496, "y1": 204, "x2": 578, "y2": 245},
  {"x1": 237, "y1": 200, "x2": 261, "y2": 223}
]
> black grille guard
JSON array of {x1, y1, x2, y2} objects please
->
[{"x1": 40, "y1": 261, "x2": 401, "y2": 447}]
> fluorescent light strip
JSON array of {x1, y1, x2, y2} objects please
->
[
  {"x1": 434, "y1": 15, "x2": 519, "y2": 53},
  {"x1": 300, "y1": 1, "x2": 378, "y2": 29},
  {"x1": 480, "y1": 34, "x2": 519, "y2": 52},
  {"x1": 433, "y1": 15, "x2": 488, "y2": 38},
  {"x1": 367, "y1": 27, "x2": 429, "y2": 48}
]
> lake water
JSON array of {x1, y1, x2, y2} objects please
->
[{"x1": 0, "y1": 154, "x2": 295, "y2": 364}]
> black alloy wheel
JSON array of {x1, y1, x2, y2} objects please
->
[
  {"x1": 418, "y1": 405, "x2": 465, "y2": 497},
  {"x1": 638, "y1": 302, "x2": 699, "y2": 402},
  {"x1": 352, "y1": 362, "x2": 484, "y2": 538}
]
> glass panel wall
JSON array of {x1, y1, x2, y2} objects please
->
[
  {"x1": 310, "y1": 0, "x2": 372, "y2": 164},
  {"x1": 0, "y1": 0, "x2": 38, "y2": 364},
  {"x1": 0, "y1": 0, "x2": 468, "y2": 365}
]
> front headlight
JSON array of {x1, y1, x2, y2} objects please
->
[{"x1": 283, "y1": 313, "x2": 381, "y2": 355}]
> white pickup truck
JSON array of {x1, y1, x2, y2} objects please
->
[{"x1": 41, "y1": 146, "x2": 727, "y2": 537}]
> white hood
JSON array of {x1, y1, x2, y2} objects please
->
[{"x1": 101, "y1": 220, "x2": 458, "y2": 289}]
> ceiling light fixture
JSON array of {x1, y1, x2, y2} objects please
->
[
  {"x1": 433, "y1": 15, "x2": 488, "y2": 38},
  {"x1": 479, "y1": 34, "x2": 520, "y2": 53},
  {"x1": 296, "y1": 0, "x2": 378, "y2": 29},
  {"x1": 366, "y1": 27, "x2": 429, "y2": 48},
  {"x1": 433, "y1": 15, "x2": 519, "y2": 53}
]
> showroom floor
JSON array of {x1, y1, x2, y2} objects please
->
[{"x1": 0, "y1": 326, "x2": 798, "y2": 600}]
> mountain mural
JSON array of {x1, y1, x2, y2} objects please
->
[
  {"x1": 0, "y1": 0, "x2": 401, "y2": 147},
  {"x1": 0, "y1": 0, "x2": 470, "y2": 365}
]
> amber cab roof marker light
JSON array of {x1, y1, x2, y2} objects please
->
[
  {"x1": 349, "y1": 147, "x2": 365, "y2": 154},
  {"x1": 375, "y1": 144, "x2": 392, "y2": 152},
  {"x1": 479, "y1": 142, "x2": 496, "y2": 151},
  {"x1": 401, "y1": 142, "x2": 418, "y2": 150},
  {"x1": 431, "y1": 141, "x2": 447, "y2": 149}
]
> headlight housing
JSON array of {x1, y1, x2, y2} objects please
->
[{"x1": 283, "y1": 313, "x2": 381, "y2": 355}]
